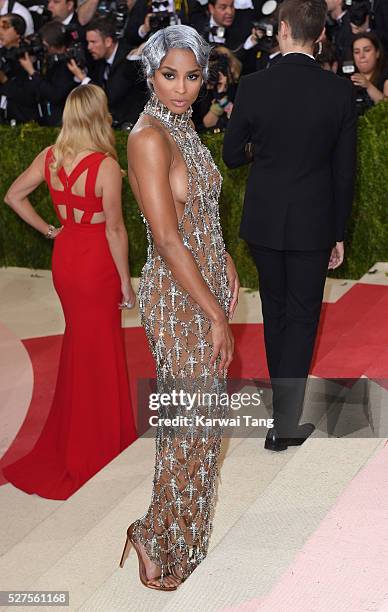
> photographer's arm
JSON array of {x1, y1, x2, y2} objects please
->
[
  {"x1": 222, "y1": 76, "x2": 252, "y2": 168},
  {"x1": 20, "y1": 54, "x2": 75, "y2": 104},
  {"x1": 77, "y1": 0, "x2": 99, "y2": 26},
  {"x1": 203, "y1": 71, "x2": 228, "y2": 129},
  {"x1": 4, "y1": 148, "x2": 62, "y2": 237}
]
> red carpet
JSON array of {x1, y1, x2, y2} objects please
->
[{"x1": 1, "y1": 283, "x2": 387, "y2": 486}]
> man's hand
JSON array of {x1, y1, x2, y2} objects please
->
[
  {"x1": 350, "y1": 17, "x2": 369, "y2": 35},
  {"x1": 19, "y1": 52, "x2": 35, "y2": 76},
  {"x1": 225, "y1": 251, "x2": 240, "y2": 320},
  {"x1": 328, "y1": 241, "x2": 344, "y2": 269},
  {"x1": 139, "y1": 13, "x2": 152, "y2": 38},
  {"x1": 67, "y1": 59, "x2": 87, "y2": 82}
]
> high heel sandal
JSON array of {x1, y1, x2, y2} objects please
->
[{"x1": 119, "y1": 523, "x2": 179, "y2": 591}]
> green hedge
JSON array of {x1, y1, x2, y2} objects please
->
[{"x1": 1, "y1": 101, "x2": 387, "y2": 288}]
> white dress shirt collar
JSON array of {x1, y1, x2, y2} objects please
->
[{"x1": 283, "y1": 51, "x2": 315, "y2": 61}]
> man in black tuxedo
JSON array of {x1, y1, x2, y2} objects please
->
[
  {"x1": 68, "y1": 16, "x2": 147, "y2": 128},
  {"x1": 223, "y1": 0, "x2": 357, "y2": 451},
  {"x1": 194, "y1": 0, "x2": 252, "y2": 51},
  {"x1": 48, "y1": 0, "x2": 86, "y2": 42},
  {"x1": 18, "y1": 20, "x2": 77, "y2": 126}
]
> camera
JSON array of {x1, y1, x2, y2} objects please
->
[
  {"x1": 341, "y1": 60, "x2": 372, "y2": 115},
  {"x1": 342, "y1": 0, "x2": 372, "y2": 27},
  {"x1": 98, "y1": 0, "x2": 129, "y2": 37},
  {"x1": 252, "y1": 18, "x2": 278, "y2": 52},
  {"x1": 45, "y1": 24, "x2": 86, "y2": 69},
  {"x1": 0, "y1": 33, "x2": 45, "y2": 76},
  {"x1": 149, "y1": 1, "x2": 179, "y2": 33}
]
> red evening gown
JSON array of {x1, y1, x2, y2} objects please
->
[{"x1": 3, "y1": 147, "x2": 137, "y2": 500}]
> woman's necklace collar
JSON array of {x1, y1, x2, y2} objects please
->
[{"x1": 143, "y1": 92, "x2": 193, "y2": 129}]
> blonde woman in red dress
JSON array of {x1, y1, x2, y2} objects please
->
[{"x1": 4, "y1": 84, "x2": 137, "y2": 499}]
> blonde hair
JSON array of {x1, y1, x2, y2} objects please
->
[{"x1": 50, "y1": 84, "x2": 119, "y2": 174}]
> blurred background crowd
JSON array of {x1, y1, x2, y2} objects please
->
[{"x1": 0, "y1": 0, "x2": 387, "y2": 130}]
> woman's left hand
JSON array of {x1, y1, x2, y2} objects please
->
[
  {"x1": 351, "y1": 73, "x2": 369, "y2": 89},
  {"x1": 119, "y1": 282, "x2": 136, "y2": 310},
  {"x1": 225, "y1": 251, "x2": 240, "y2": 321}
]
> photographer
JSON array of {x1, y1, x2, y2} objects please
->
[
  {"x1": 48, "y1": 0, "x2": 85, "y2": 42},
  {"x1": 77, "y1": 0, "x2": 135, "y2": 28},
  {"x1": 0, "y1": 13, "x2": 39, "y2": 122},
  {"x1": 193, "y1": 46, "x2": 241, "y2": 131},
  {"x1": 124, "y1": 0, "x2": 184, "y2": 48},
  {"x1": 18, "y1": 20, "x2": 77, "y2": 125},
  {"x1": 325, "y1": 0, "x2": 372, "y2": 63},
  {"x1": 0, "y1": 0, "x2": 34, "y2": 36},
  {"x1": 196, "y1": 0, "x2": 252, "y2": 50},
  {"x1": 68, "y1": 16, "x2": 147, "y2": 128},
  {"x1": 350, "y1": 31, "x2": 388, "y2": 109},
  {"x1": 241, "y1": 11, "x2": 282, "y2": 73}
]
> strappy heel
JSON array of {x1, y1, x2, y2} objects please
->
[{"x1": 119, "y1": 523, "x2": 180, "y2": 591}]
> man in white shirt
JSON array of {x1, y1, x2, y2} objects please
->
[{"x1": 0, "y1": 0, "x2": 34, "y2": 36}]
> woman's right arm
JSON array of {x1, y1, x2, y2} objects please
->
[
  {"x1": 4, "y1": 147, "x2": 62, "y2": 237},
  {"x1": 127, "y1": 127, "x2": 234, "y2": 373}
]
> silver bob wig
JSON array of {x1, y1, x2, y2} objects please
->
[{"x1": 141, "y1": 25, "x2": 212, "y2": 87}]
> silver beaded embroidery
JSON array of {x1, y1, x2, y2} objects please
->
[{"x1": 133, "y1": 93, "x2": 232, "y2": 584}]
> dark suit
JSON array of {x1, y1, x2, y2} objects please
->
[
  {"x1": 223, "y1": 53, "x2": 357, "y2": 436},
  {"x1": 200, "y1": 19, "x2": 250, "y2": 51},
  {"x1": 374, "y1": 0, "x2": 388, "y2": 53},
  {"x1": 124, "y1": 0, "x2": 194, "y2": 47},
  {"x1": 89, "y1": 40, "x2": 148, "y2": 127},
  {"x1": 0, "y1": 60, "x2": 39, "y2": 123},
  {"x1": 29, "y1": 61, "x2": 76, "y2": 126}
]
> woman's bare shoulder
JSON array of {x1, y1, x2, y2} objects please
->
[
  {"x1": 127, "y1": 116, "x2": 172, "y2": 165},
  {"x1": 98, "y1": 155, "x2": 122, "y2": 182}
]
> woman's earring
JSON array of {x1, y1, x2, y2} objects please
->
[{"x1": 317, "y1": 40, "x2": 323, "y2": 55}]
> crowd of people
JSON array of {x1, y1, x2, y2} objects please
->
[{"x1": 0, "y1": 0, "x2": 387, "y2": 129}]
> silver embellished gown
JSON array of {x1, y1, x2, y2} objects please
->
[{"x1": 132, "y1": 93, "x2": 232, "y2": 583}]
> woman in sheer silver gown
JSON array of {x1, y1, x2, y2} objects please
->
[{"x1": 121, "y1": 25, "x2": 240, "y2": 591}]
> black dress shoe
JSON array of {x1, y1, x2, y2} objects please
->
[
  {"x1": 264, "y1": 428, "x2": 288, "y2": 452},
  {"x1": 264, "y1": 423, "x2": 316, "y2": 452}
]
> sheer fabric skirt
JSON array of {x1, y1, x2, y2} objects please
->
[{"x1": 134, "y1": 251, "x2": 227, "y2": 582}]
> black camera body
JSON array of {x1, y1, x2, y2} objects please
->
[
  {"x1": 341, "y1": 59, "x2": 373, "y2": 115},
  {"x1": 342, "y1": 0, "x2": 372, "y2": 27},
  {"x1": 252, "y1": 18, "x2": 279, "y2": 53},
  {"x1": 0, "y1": 33, "x2": 45, "y2": 77},
  {"x1": 98, "y1": 0, "x2": 129, "y2": 37},
  {"x1": 43, "y1": 24, "x2": 86, "y2": 69}
]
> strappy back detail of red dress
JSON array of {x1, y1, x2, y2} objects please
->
[{"x1": 45, "y1": 146, "x2": 107, "y2": 225}]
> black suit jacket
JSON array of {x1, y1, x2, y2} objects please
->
[
  {"x1": 374, "y1": 0, "x2": 388, "y2": 53},
  {"x1": 222, "y1": 53, "x2": 357, "y2": 250},
  {"x1": 0, "y1": 61, "x2": 39, "y2": 123},
  {"x1": 90, "y1": 40, "x2": 147, "y2": 126},
  {"x1": 30, "y1": 61, "x2": 76, "y2": 126},
  {"x1": 196, "y1": 16, "x2": 251, "y2": 52}
]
